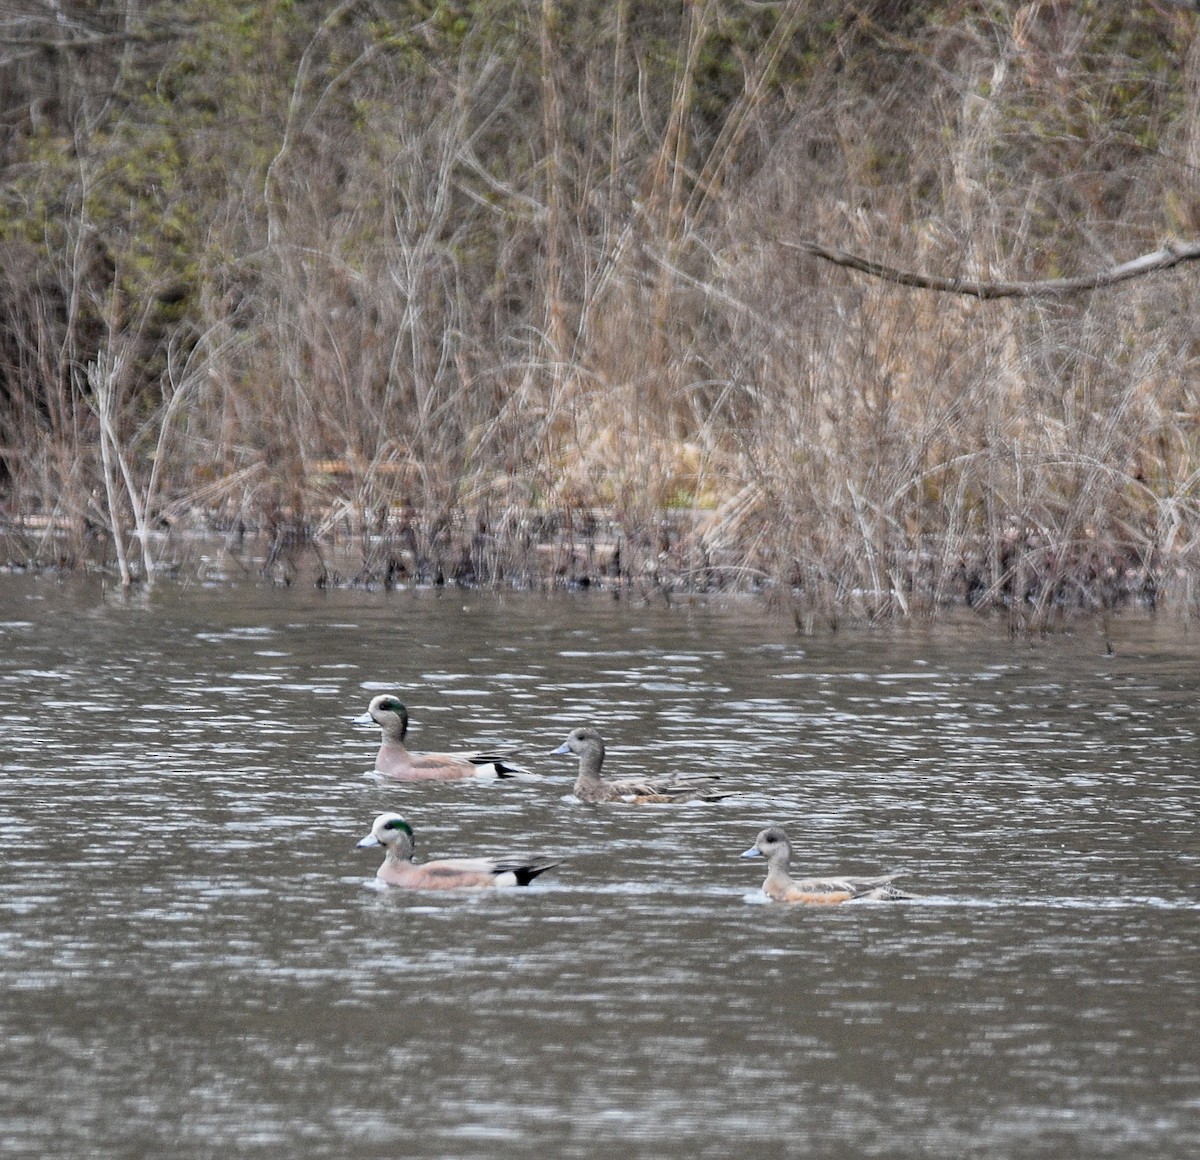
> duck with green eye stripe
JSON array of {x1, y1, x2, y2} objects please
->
[
  {"x1": 353, "y1": 694, "x2": 540, "y2": 781},
  {"x1": 356, "y1": 813, "x2": 560, "y2": 889}
]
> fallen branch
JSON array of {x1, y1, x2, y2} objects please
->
[{"x1": 778, "y1": 237, "x2": 1200, "y2": 299}]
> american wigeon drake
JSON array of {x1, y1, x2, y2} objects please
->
[
  {"x1": 354, "y1": 694, "x2": 537, "y2": 781},
  {"x1": 741, "y1": 826, "x2": 913, "y2": 903},
  {"x1": 356, "y1": 812, "x2": 559, "y2": 889},
  {"x1": 551, "y1": 726, "x2": 733, "y2": 803}
]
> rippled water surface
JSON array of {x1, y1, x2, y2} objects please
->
[{"x1": 1, "y1": 577, "x2": 1197, "y2": 1159}]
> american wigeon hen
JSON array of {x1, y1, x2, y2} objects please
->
[
  {"x1": 356, "y1": 812, "x2": 559, "y2": 889},
  {"x1": 551, "y1": 726, "x2": 733, "y2": 803},
  {"x1": 741, "y1": 826, "x2": 913, "y2": 903},
  {"x1": 354, "y1": 694, "x2": 536, "y2": 781}
]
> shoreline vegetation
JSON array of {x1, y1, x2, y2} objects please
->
[
  {"x1": 2, "y1": 3, "x2": 1200, "y2": 627},
  {"x1": 0, "y1": 497, "x2": 1183, "y2": 632}
]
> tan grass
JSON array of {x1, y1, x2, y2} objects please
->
[{"x1": 1, "y1": 4, "x2": 1198, "y2": 618}]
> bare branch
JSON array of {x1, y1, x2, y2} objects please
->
[{"x1": 778, "y1": 237, "x2": 1200, "y2": 299}]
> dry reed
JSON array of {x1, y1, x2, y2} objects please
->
[{"x1": 1, "y1": 3, "x2": 1198, "y2": 622}]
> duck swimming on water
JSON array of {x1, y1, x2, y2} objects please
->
[
  {"x1": 551, "y1": 726, "x2": 734, "y2": 803},
  {"x1": 741, "y1": 826, "x2": 913, "y2": 903},
  {"x1": 354, "y1": 694, "x2": 537, "y2": 781},
  {"x1": 356, "y1": 813, "x2": 559, "y2": 889}
]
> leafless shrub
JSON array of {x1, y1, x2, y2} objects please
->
[{"x1": 2, "y1": 2, "x2": 1199, "y2": 619}]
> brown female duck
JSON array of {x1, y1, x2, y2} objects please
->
[
  {"x1": 551, "y1": 726, "x2": 732, "y2": 803},
  {"x1": 741, "y1": 826, "x2": 913, "y2": 903}
]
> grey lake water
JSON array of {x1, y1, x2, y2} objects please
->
[{"x1": 0, "y1": 575, "x2": 1197, "y2": 1159}]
